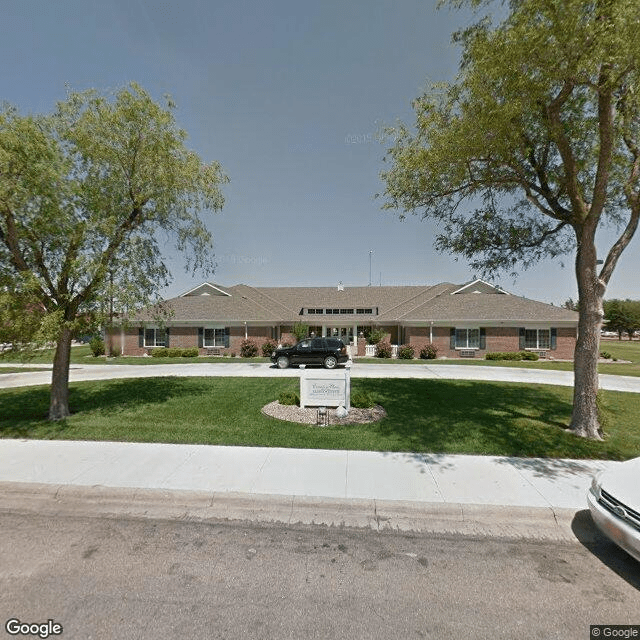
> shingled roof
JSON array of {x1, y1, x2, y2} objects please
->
[{"x1": 132, "y1": 279, "x2": 578, "y2": 325}]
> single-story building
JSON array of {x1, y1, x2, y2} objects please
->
[{"x1": 109, "y1": 279, "x2": 579, "y2": 359}]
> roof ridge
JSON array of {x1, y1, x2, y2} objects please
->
[
  {"x1": 380, "y1": 284, "x2": 447, "y2": 317},
  {"x1": 238, "y1": 285, "x2": 297, "y2": 318},
  {"x1": 395, "y1": 284, "x2": 454, "y2": 319}
]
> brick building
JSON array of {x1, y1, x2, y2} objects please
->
[{"x1": 110, "y1": 279, "x2": 579, "y2": 359}]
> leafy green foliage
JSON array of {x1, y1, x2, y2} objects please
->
[
  {"x1": 0, "y1": 84, "x2": 228, "y2": 418},
  {"x1": 397, "y1": 344, "x2": 415, "y2": 359},
  {"x1": 486, "y1": 351, "x2": 539, "y2": 361},
  {"x1": 604, "y1": 299, "x2": 640, "y2": 339},
  {"x1": 278, "y1": 390, "x2": 300, "y2": 406},
  {"x1": 240, "y1": 339, "x2": 258, "y2": 358},
  {"x1": 292, "y1": 322, "x2": 309, "y2": 342},
  {"x1": 419, "y1": 344, "x2": 439, "y2": 359},
  {"x1": 350, "y1": 390, "x2": 376, "y2": 408},
  {"x1": 380, "y1": 0, "x2": 640, "y2": 438},
  {"x1": 366, "y1": 329, "x2": 386, "y2": 345},
  {"x1": 261, "y1": 339, "x2": 278, "y2": 357},
  {"x1": 89, "y1": 337, "x2": 105, "y2": 357},
  {"x1": 375, "y1": 341, "x2": 393, "y2": 358},
  {"x1": 181, "y1": 348, "x2": 199, "y2": 358}
]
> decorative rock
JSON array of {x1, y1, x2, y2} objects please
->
[{"x1": 335, "y1": 405, "x2": 349, "y2": 418}]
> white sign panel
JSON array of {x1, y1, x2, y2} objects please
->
[{"x1": 300, "y1": 368, "x2": 351, "y2": 409}]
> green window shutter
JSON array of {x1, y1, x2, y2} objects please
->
[
  {"x1": 198, "y1": 328, "x2": 204, "y2": 348},
  {"x1": 225, "y1": 327, "x2": 230, "y2": 348},
  {"x1": 165, "y1": 328, "x2": 170, "y2": 348},
  {"x1": 138, "y1": 328, "x2": 144, "y2": 347},
  {"x1": 519, "y1": 328, "x2": 526, "y2": 350},
  {"x1": 450, "y1": 328, "x2": 456, "y2": 349},
  {"x1": 550, "y1": 327, "x2": 557, "y2": 350},
  {"x1": 479, "y1": 328, "x2": 486, "y2": 350}
]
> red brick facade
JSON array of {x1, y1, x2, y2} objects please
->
[{"x1": 112, "y1": 323, "x2": 576, "y2": 360}]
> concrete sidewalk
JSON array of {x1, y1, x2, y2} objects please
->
[{"x1": 0, "y1": 439, "x2": 615, "y2": 539}]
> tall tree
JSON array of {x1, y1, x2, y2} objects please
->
[
  {"x1": 380, "y1": 0, "x2": 640, "y2": 439},
  {"x1": 0, "y1": 84, "x2": 228, "y2": 420},
  {"x1": 604, "y1": 299, "x2": 640, "y2": 340}
]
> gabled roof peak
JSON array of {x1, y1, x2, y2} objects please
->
[
  {"x1": 179, "y1": 282, "x2": 231, "y2": 298},
  {"x1": 450, "y1": 279, "x2": 509, "y2": 295}
]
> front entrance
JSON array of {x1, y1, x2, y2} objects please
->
[{"x1": 323, "y1": 326, "x2": 355, "y2": 345}]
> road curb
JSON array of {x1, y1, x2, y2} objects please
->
[{"x1": 0, "y1": 481, "x2": 588, "y2": 542}]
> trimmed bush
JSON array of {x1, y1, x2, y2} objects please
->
[
  {"x1": 350, "y1": 390, "x2": 375, "y2": 408},
  {"x1": 419, "y1": 344, "x2": 438, "y2": 359},
  {"x1": 240, "y1": 339, "x2": 258, "y2": 358},
  {"x1": 485, "y1": 351, "x2": 539, "y2": 361},
  {"x1": 367, "y1": 329, "x2": 386, "y2": 345},
  {"x1": 89, "y1": 336, "x2": 105, "y2": 357},
  {"x1": 262, "y1": 339, "x2": 278, "y2": 357},
  {"x1": 230, "y1": 352, "x2": 236, "y2": 357},
  {"x1": 181, "y1": 348, "x2": 199, "y2": 357},
  {"x1": 150, "y1": 347, "x2": 168, "y2": 357},
  {"x1": 397, "y1": 344, "x2": 415, "y2": 360},
  {"x1": 375, "y1": 341, "x2": 392, "y2": 358},
  {"x1": 278, "y1": 391, "x2": 300, "y2": 406}
]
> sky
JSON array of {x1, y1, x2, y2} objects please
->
[{"x1": 2, "y1": 0, "x2": 638, "y2": 305}]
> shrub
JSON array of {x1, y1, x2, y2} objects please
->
[
  {"x1": 230, "y1": 352, "x2": 236, "y2": 357},
  {"x1": 278, "y1": 390, "x2": 300, "y2": 406},
  {"x1": 485, "y1": 351, "x2": 539, "y2": 361},
  {"x1": 240, "y1": 339, "x2": 258, "y2": 358},
  {"x1": 375, "y1": 341, "x2": 392, "y2": 358},
  {"x1": 397, "y1": 344, "x2": 415, "y2": 360},
  {"x1": 165, "y1": 347, "x2": 183, "y2": 358},
  {"x1": 108, "y1": 346, "x2": 121, "y2": 358},
  {"x1": 292, "y1": 322, "x2": 309, "y2": 342},
  {"x1": 600, "y1": 351, "x2": 612, "y2": 360},
  {"x1": 419, "y1": 344, "x2": 438, "y2": 359},
  {"x1": 350, "y1": 390, "x2": 375, "y2": 408},
  {"x1": 150, "y1": 347, "x2": 168, "y2": 357},
  {"x1": 262, "y1": 339, "x2": 278, "y2": 357},
  {"x1": 181, "y1": 348, "x2": 199, "y2": 357},
  {"x1": 367, "y1": 329, "x2": 386, "y2": 345},
  {"x1": 89, "y1": 336, "x2": 105, "y2": 357}
]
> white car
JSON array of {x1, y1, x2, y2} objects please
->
[{"x1": 588, "y1": 457, "x2": 640, "y2": 563}]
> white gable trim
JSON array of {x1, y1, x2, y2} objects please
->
[
  {"x1": 179, "y1": 282, "x2": 232, "y2": 297},
  {"x1": 450, "y1": 279, "x2": 510, "y2": 295}
]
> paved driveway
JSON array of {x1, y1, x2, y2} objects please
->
[{"x1": 1, "y1": 361, "x2": 640, "y2": 392}]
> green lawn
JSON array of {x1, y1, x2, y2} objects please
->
[{"x1": 1, "y1": 377, "x2": 638, "y2": 460}]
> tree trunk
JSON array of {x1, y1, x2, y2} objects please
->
[
  {"x1": 49, "y1": 326, "x2": 73, "y2": 421},
  {"x1": 568, "y1": 229, "x2": 604, "y2": 440}
]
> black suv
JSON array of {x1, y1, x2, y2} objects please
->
[{"x1": 270, "y1": 337, "x2": 349, "y2": 369}]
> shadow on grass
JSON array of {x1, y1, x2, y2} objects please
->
[
  {"x1": 360, "y1": 379, "x2": 628, "y2": 460},
  {"x1": 0, "y1": 377, "x2": 216, "y2": 438}
]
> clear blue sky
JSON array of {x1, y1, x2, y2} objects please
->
[{"x1": 3, "y1": 0, "x2": 637, "y2": 304}]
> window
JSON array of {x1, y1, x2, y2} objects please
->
[
  {"x1": 339, "y1": 308, "x2": 354, "y2": 315},
  {"x1": 204, "y1": 328, "x2": 227, "y2": 347},
  {"x1": 144, "y1": 328, "x2": 166, "y2": 347},
  {"x1": 356, "y1": 308, "x2": 373, "y2": 315},
  {"x1": 307, "y1": 308, "x2": 323, "y2": 315},
  {"x1": 455, "y1": 328, "x2": 480, "y2": 349},
  {"x1": 524, "y1": 329, "x2": 550, "y2": 350}
]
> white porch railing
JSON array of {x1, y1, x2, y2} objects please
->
[{"x1": 365, "y1": 344, "x2": 399, "y2": 358}]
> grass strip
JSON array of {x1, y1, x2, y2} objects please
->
[{"x1": 1, "y1": 377, "x2": 638, "y2": 460}]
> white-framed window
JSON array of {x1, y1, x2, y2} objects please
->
[
  {"x1": 455, "y1": 328, "x2": 480, "y2": 349},
  {"x1": 144, "y1": 328, "x2": 166, "y2": 347},
  {"x1": 524, "y1": 328, "x2": 550, "y2": 350},
  {"x1": 204, "y1": 328, "x2": 227, "y2": 347}
]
